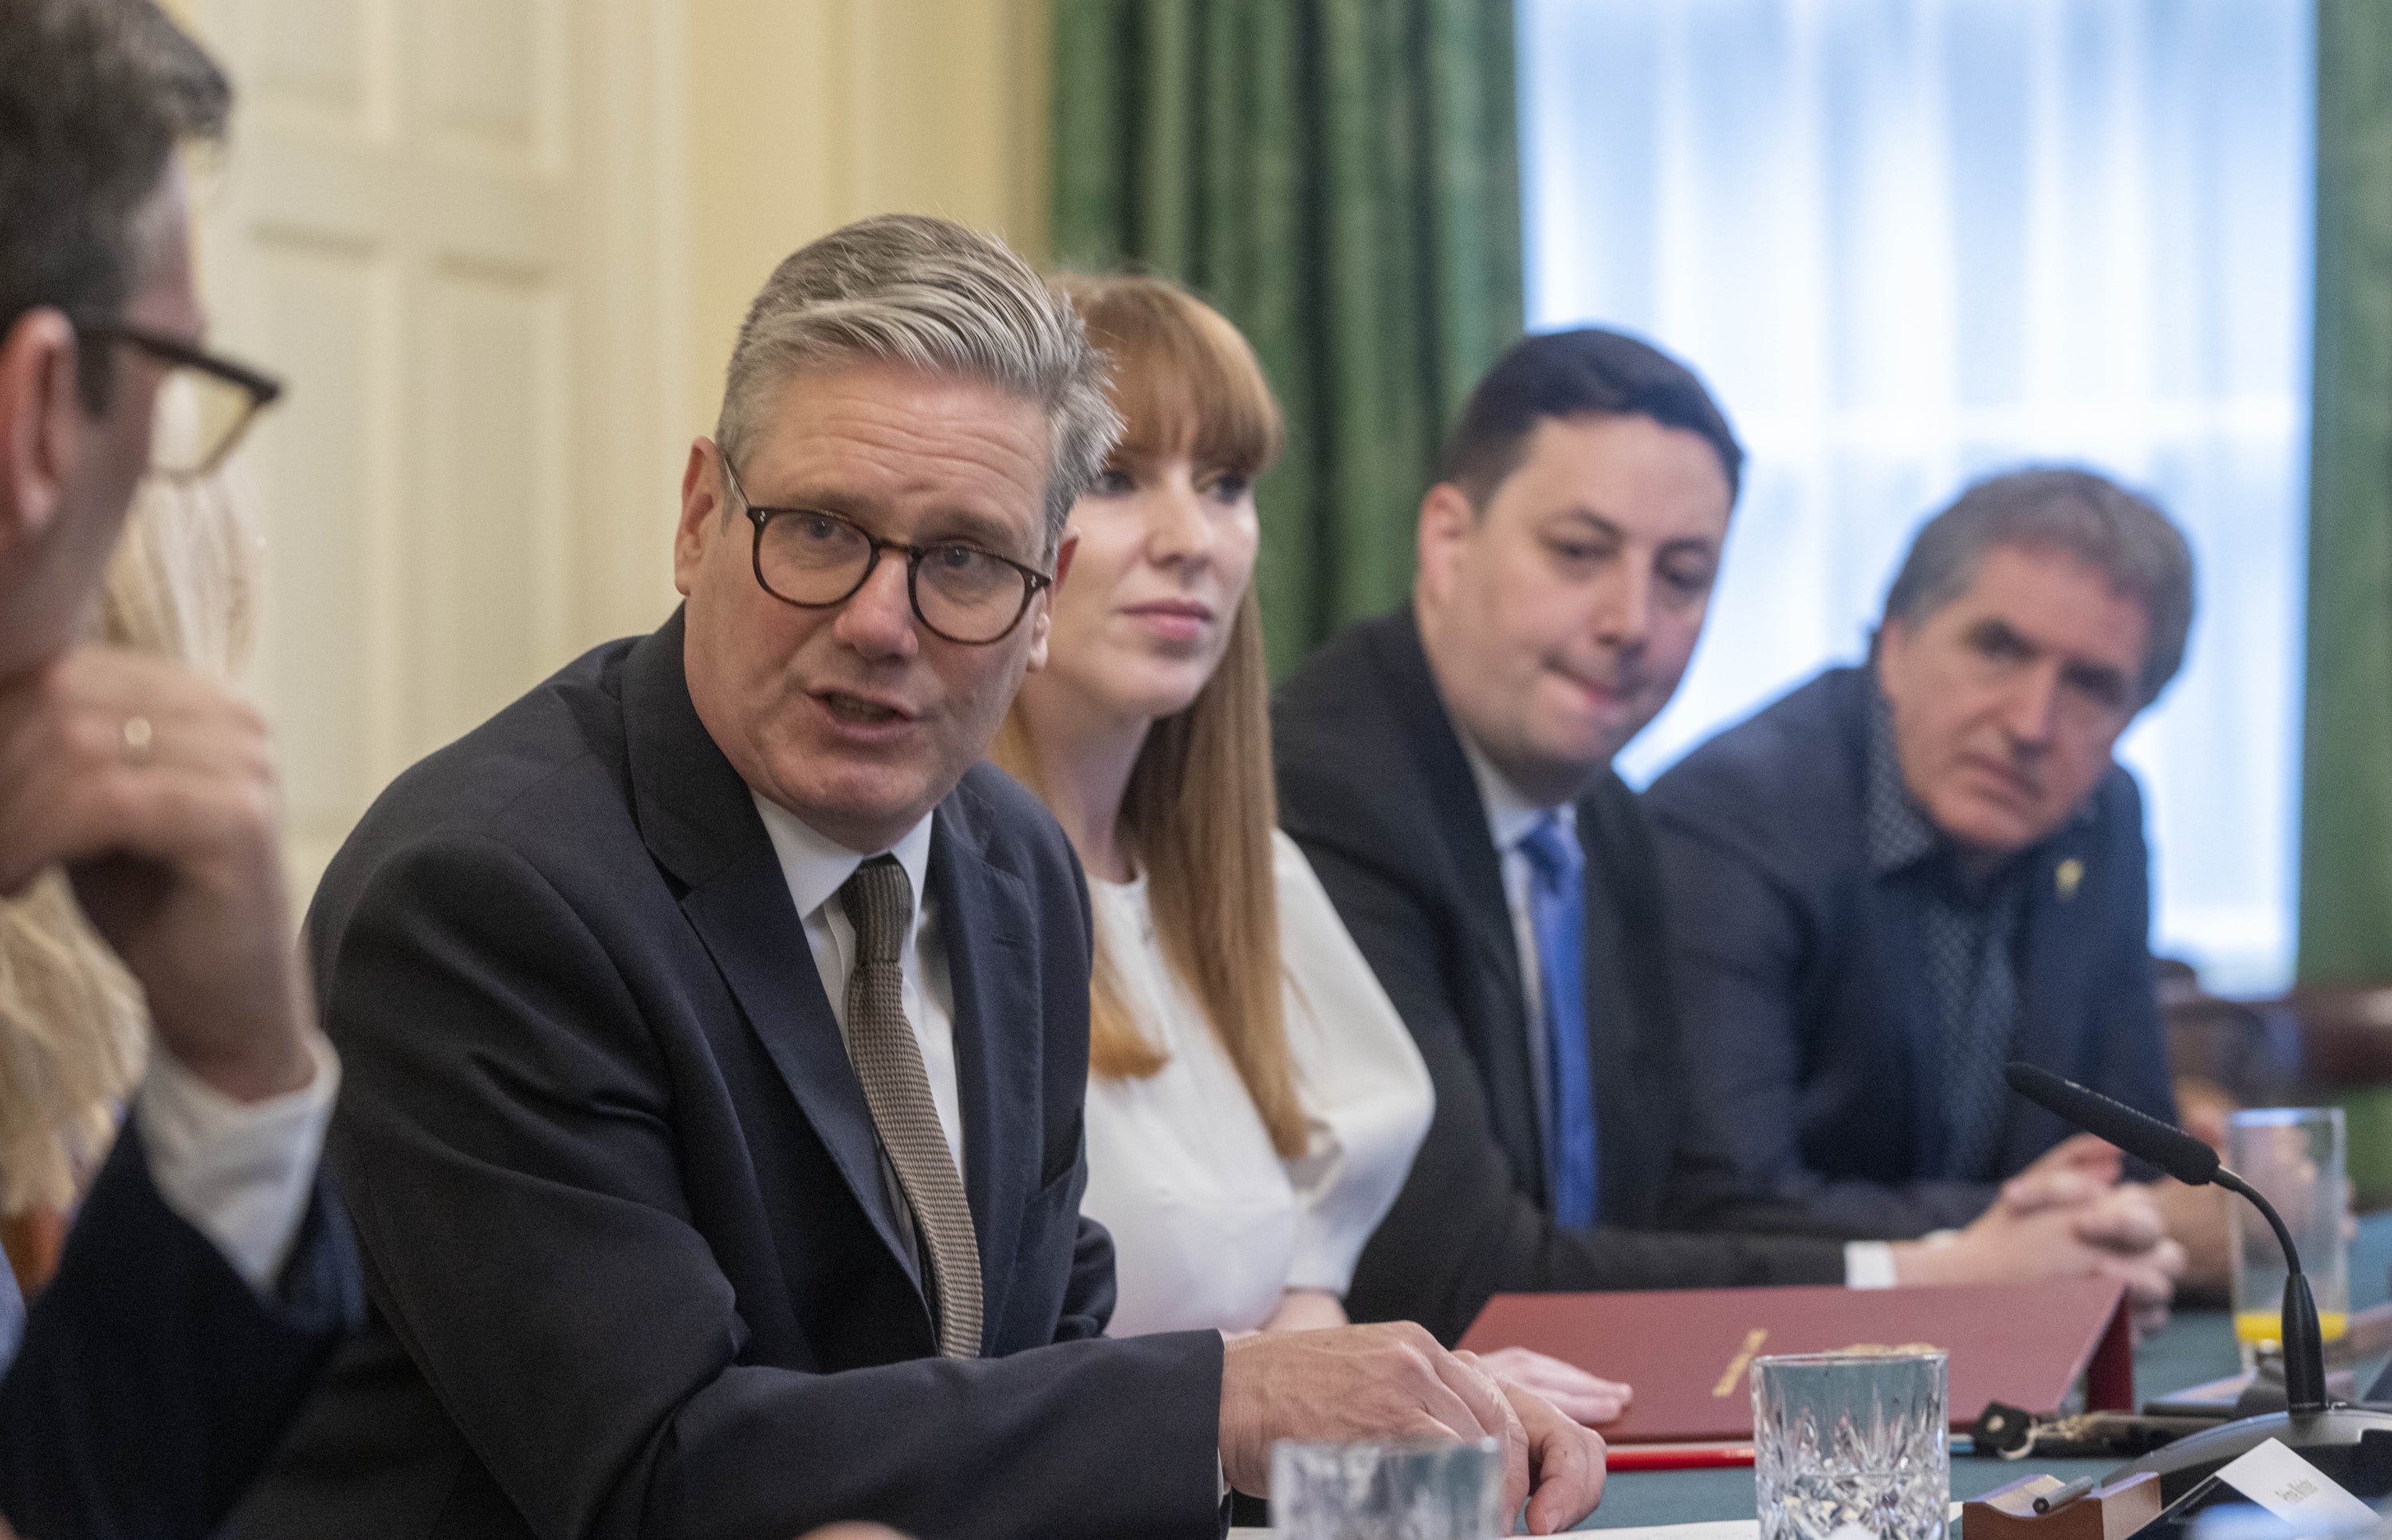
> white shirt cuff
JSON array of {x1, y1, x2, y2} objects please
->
[
  {"x1": 132, "y1": 1031, "x2": 339, "y2": 1291},
  {"x1": 1843, "y1": 1240, "x2": 1899, "y2": 1289}
]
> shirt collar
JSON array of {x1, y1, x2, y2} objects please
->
[
  {"x1": 1459, "y1": 730, "x2": 1576, "y2": 857},
  {"x1": 1863, "y1": 687, "x2": 1942, "y2": 878},
  {"x1": 749, "y1": 792, "x2": 936, "y2": 921}
]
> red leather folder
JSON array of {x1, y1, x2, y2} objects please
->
[{"x1": 1458, "y1": 1279, "x2": 2131, "y2": 1444}]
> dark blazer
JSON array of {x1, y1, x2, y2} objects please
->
[
  {"x1": 1643, "y1": 665, "x2": 2177, "y2": 1236},
  {"x1": 1273, "y1": 610, "x2": 1846, "y2": 1346},
  {"x1": 0, "y1": 1122, "x2": 358, "y2": 1540},
  {"x1": 231, "y1": 612, "x2": 1224, "y2": 1540}
]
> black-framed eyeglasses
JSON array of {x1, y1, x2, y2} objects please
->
[
  {"x1": 722, "y1": 458, "x2": 1053, "y2": 646},
  {"x1": 74, "y1": 319, "x2": 284, "y2": 481}
]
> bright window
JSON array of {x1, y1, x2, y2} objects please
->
[{"x1": 1519, "y1": 0, "x2": 2315, "y2": 992}]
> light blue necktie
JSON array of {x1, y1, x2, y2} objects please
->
[
  {"x1": 1521, "y1": 815, "x2": 1599, "y2": 1228},
  {"x1": 0, "y1": 1246, "x2": 20, "y2": 1367}
]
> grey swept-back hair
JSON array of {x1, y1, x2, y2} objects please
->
[
  {"x1": 714, "y1": 213, "x2": 1119, "y2": 556},
  {"x1": 1883, "y1": 466, "x2": 2197, "y2": 709}
]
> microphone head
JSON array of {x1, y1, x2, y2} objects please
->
[{"x1": 2004, "y1": 1061, "x2": 2221, "y2": 1186}]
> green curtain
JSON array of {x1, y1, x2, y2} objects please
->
[
  {"x1": 1050, "y1": 0, "x2": 1524, "y2": 674},
  {"x1": 2302, "y1": 0, "x2": 2392, "y2": 984}
]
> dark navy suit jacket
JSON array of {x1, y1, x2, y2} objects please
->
[
  {"x1": 1274, "y1": 611, "x2": 1847, "y2": 1346},
  {"x1": 1644, "y1": 665, "x2": 2177, "y2": 1236},
  {"x1": 231, "y1": 611, "x2": 1224, "y2": 1540},
  {"x1": 0, "y1": 1122, "x2": 358, "y2": 1540}
]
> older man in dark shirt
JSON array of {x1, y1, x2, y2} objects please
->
[{"x1": 1646, "y1": 467, "x2": 2221, "y2": 1275}]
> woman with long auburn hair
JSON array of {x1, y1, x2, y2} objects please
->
[{"x1": 993, "y1": 274, "x2": 1628, "y2": 1420}]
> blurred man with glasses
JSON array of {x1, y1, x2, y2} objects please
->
[
  {"x1": 233, "y1": 214, "x2": 1605, "y2": 1540},
  {"x1": 0, "y1": 2, "x2": 359, "y2": 1537}
]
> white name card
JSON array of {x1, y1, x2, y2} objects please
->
[{"x1": 2212, "y1": 1437, "x2": 2379, "y2": 1533}]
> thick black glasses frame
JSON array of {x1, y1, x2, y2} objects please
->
[
  {"x1": 75, "y1": 318, "x2": 285, "y2": 477},
  {"x1": 723, "y1": 459, "x2": 1052, "y2": 646}
]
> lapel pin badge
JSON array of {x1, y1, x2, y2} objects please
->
[{"x1": 2056, "y1": 858, "x2": 2083, "y2": 902}]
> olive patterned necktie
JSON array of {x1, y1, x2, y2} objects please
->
[{"x1": 839, "y1": 855, "x2": 982, "y2": 1358}]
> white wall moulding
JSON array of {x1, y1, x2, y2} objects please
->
[{"x1": 191, "y1": 0, "x2": 689, "y2": 900}]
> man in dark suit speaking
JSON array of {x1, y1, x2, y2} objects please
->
[
  {"x1": 0, "y1": 2, "x2": 360, "y2": 1535},
  {"x1": 1273, "y1": 331, "x2": 2184, "y2": 1364},
  {"x1": 236, "y1": 216, "x2": 1603, "y2": 1540},
  {"x1": 1645, "y1": 469, "x2": 2221, "y2": 1275}
]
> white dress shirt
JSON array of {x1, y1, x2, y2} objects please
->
[
  {"x1": 133, "y1": 1028, "x2": 339, "y2": 1290},
  {"x1": 1081, "y1": 831, "x2": 1434, "y2": 1336},
  {"x1": 751, "y1": 792, "x2": 961, "y2": 1273},
  {"x1": 1462, "y1": 737, "x2": 1573, "y2": 1139},
  {"x1": 1457, "y1": 738, "x2": 1897, "y2": 1290}
]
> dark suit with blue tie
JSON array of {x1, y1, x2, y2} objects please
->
[
  {"x1": 0, "y1": 1125, "x2": 358, "y2": 1540},
  {"x1": 1644, "y1": 664, "x2": 2178, "y2": 1237},
  {"x1": 1273, "y1": 610, "x2": 1847, "y2": 1347},
  {"x1": 230, "y1": 611, "x2": 1225, "y2": 1540}
]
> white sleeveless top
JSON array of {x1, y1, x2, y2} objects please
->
[{"x1": 1080, "y1": 831, "x2": 1434, "y2": 1336}]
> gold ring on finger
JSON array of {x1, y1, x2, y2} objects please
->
[{"x1": 120, "y1": 714, "x2": 154, "y2": 766}]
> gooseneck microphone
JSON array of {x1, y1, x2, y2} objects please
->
[
  {"x1": 2002, "y1": 1062, "x2": 2221, "y2": 1183},
  {"x1": 2003, "y1": 1061, "x2": 2327, "y2": 1413},
  {"x1": 2000, "y1": 1063, "x2": 2392, "y2": 1503}
]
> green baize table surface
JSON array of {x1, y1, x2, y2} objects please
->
[{"x1": 1572, "y1": 1212, "x2": 2392, "y2": 1530}]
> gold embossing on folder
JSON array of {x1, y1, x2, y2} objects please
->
[
  {"x1": 1713, "y1": 1329, "x2": 1768, "y2": 1397},
  {"x1": 1835, "y1": 1342, "x2": 1945, "y2": 1357}
]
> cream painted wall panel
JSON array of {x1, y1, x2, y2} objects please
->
[
  {"x1": 188, "y1": 0, "x2": 685, "y2": 897},
  {"x1": 421, "y1": 0, "x2": 565, "y2": 170},
  {"x1": 170, "y1": 0, "x2": 1047, "y2": 893},
  {"x1": 248, "y1": 0, "x2": 388, "y2": 134},
  {"x1": 242, "y1": 236, "x2": 394, "y2": 881},
  {"x1": 412, "y1": 264, "x2": 572, "y2": 752},
  {"x1": 683, "y1": 0, "x2": 1051, "y2": 437}
]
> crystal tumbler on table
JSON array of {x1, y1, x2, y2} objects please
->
[
  {"x1": 1270, "y1": 1437, "x2": 1505, "y2": 1540},
  {"x1": 2229, "y1": 1106, "x2": 2349, "y2": 1371},
  {"x1": 1753, "y1": 1349, "x2": 1948, "y2": 1540}
]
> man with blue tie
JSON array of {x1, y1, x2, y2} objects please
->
[
  {"x1": 1273, "y1": 329, "x2": 2185, "y2": 1369},
  {"x1": 1520, "y1": 815, "x2": 1598, "y2": 1229}
]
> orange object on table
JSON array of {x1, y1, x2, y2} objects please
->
[{"x1": 1, "y1": 1205, "x2": 65, "y2": 1298}]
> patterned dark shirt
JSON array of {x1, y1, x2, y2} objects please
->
[{"x1": 1862, "y1": 691, "x2": 2032, "y2": 1181}]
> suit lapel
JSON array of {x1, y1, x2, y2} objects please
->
[
  {"x1": 2015, "y1": 828, "x2": 2096, "y2": 1085},
  {"x1": 1375, "y1": 611, "x2": 1545, "y2": 1194},
  {"x1": 679, "y1": 857, "x2": 927, "y2": 1296},
  {"x1": 1576, "y1": 778, "x2": 1669, "y2": 1224},
  {"x1": 620, "y1": 610, "x2": 926, "y2": 1297},
  {"x1": 928, "y1": 803, "x2": 1037, "y2": 1342}
]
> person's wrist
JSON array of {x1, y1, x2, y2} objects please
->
[
  {"x1": 159, "y1": 1017, "x2": 317, "y2": 1102},
  {"x1": 1887, "y1": 1228, "x2": 1966, "y2": 1287},
  {"x1": 1217, "y1": 1332, "x2": 1262, "y2": 1496}
]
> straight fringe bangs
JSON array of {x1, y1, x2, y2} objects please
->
[{"x1": 1054, "y1": 273, "x2": 1285, "y2": 481}]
